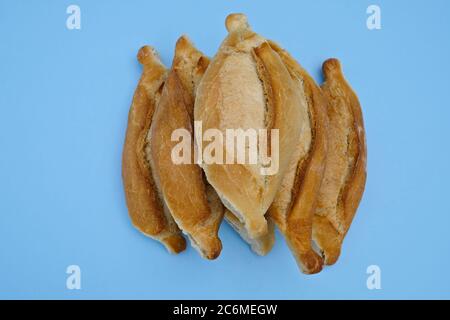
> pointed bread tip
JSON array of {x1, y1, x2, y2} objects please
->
[
  {"x1": 137, "y1": 45, "x2": 163, "y2": 66},
  {"x1": 225, "y1": 13, "x2": 249, "y2": 32},
  {"x1": 162, "y1": 234, "x2": 187, "y2": 254},
  {"x1": 174, "y1": 35, "x2": 204, "y2": 62},
  {"x1": 175, "y1": 35, "x2": 193, "y2": 53},
  {"x1": 322, "y1": 58, "x2": 342, "y2": 78}
]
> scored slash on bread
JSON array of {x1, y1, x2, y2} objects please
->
[
  {"x1": 123, "y1": 38, "x2": 224, "y2": 259},
  {"x1": 146, "y1": 36, "x2": 224, "y2": 260},
  {"x1": 266, "y1": 41, "x2": 329, "y2": 274},
  {"x1": 312, "y1": 59, "x2": 367, "y2": 265},
  {"x1": 194, "y1": 14, "x2": 305, "y2": 241},
  {"x1": 122, "y1": 46, "x2": 186, "y2": 254}
]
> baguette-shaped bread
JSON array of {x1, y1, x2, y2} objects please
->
[
  {"x1": 224, "y1": 209, "x2": 275, "y2": 256},
  {"x1": 313, "y1": 59, "x2": 367, "y2": 265},
  {"x1": 122, "y1": 46, "x2": 186, "y2": 253},
  {"x1": 147, "y1": 36, "x2": 223, "y2": 260},
  {"x1": 195, "y1": 14, "x2": 306, "y2": 239},
  {"x1": 267, "y1": 42, "x2": 328, "y2": 274},
  {"x1": 175, "y1": 36, "x2": 264, "y2": 255}
]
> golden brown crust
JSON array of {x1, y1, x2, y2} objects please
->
[
  {"x1": 252, "y1": 42, "x2": 308, "y2": 215},
  {"x1": 147, "y1": 37, "x2": 223, "y2": 260},
  {"x1": 194, "y1": 16, "x2": 267, "y2": 239},
  {"x1": 313, "y1": 58, "x2": 367, "y2": 265},
  {"x1": 195, "y1": 14, "x2": 304, "y2": 240},
  {"x1": 172, "y1": 36, "x2": 211, "y2": 114},
  {"x1": 266, "y1": 41, "x2": 328, "y2": 274},
  {"x1": 122, "y1": 46, "x2": 186, "y2": 253}
]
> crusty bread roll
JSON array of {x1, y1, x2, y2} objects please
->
[
  {"x1": 312, "y1": 58, "x2": 367, "y2": 265},
  {"x1": 195, "y1": 14, "x2": 307, "y2": 240},
  {"x1": 122, "y1": 46, "x2": 186, "y2": 253},
  {"x1": 266, "y1": 42, "x2": 329, "y2": 274},
  {"x1": 146, "y1": 36, "x2": 224, "y2": 260}
]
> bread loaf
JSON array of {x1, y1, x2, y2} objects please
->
[
  {"x1": 195, "y1": 14, "x2": 307, "y2": 240},
  {"x1": 122, "y1": 46, "x2": 186, "y2": 253},
  {"x1": 312, "y1": 58, "x2": 367, "y2": 265},
  {"x1": 147, "y1": 36, "x2": 224, "y2": 260},
  {"x1": 266, "y1": 42, "x2": 329, "y2": 274}
]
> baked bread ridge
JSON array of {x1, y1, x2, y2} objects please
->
[
  {"x1": 194, "y1": 13, "x2": 304, "y2": 240},
  {"x1": 194, "y1": 14, "x2": 267, "y2": 239},
  {"x1": 313, "y1": 58, "x2": 367, "y2": 265},
  {"x1": 266, "y1": 41, "x2": 328, "y2": 274},
  {"x1": 224, "y1": 209, "x2": 275, "y2": 256},
  {"x1": 175, "y1": 35, "x2": 265, "y2": 257},
  {"x1": 122, "y1": 46, "x2": 186, "y2": 254},
  {"x1": 146, "y1": 36, "x2": 223, "y2": 260}
]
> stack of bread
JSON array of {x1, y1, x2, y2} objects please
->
[{"x1": 122, "y1": 14, "x2": 367, "y2": 274}]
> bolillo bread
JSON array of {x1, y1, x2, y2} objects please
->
[
  {"x1": 312, "y1": 58, "x2": 367, "y2": 265},
  {"x1": 266, "y1": 42, "x2": 329, "y2": 274},
  {"x1": 122, "y1": 14, "x2": 367, "y2": 273},
  {"x1": 146, "y1": 36, "x2": 224, "y2": 260},
  {"x1": 122, "y1": 46, "x2": 186, "y2": 253},
  {"x1": 195, "y1": 14, "x2": 308, "y2": 240}
]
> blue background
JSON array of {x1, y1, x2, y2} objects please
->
[{"x1": 0, "y1": 0, "x2": 449, "y2": 299}]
